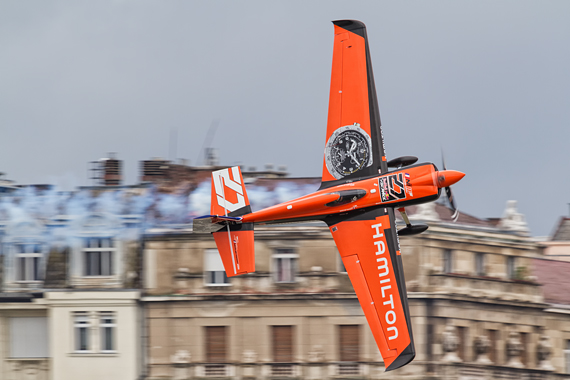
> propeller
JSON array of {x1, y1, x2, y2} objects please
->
[{"x1": 441, "y1": 152, "x2": 460, "y2": 222}]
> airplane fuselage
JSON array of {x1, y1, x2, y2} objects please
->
[{"x1": 241, "y1": 163, "x2": 463, "y2": 225}]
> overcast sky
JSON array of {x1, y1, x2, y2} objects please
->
[{"x1": 1, "y1": 1, "x2": 569, "y2": 236}]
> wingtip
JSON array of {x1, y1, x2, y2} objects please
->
[
  {"x1": 385, "y1": 347, "x2": 415, "y2": 372},
  {"x1": 332, "y1": 19, "x2": 366, "y2": 33}
]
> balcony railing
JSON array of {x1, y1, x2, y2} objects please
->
[
  {"x1": 271, "y1": 363, "x2": 295, "y2": 376},
  {"x1": 427, "y1": 273, "x2": 542, "y2": 303},
  {"x1": 204, "y1": 364, "x2": 227, "y2": 377},
  {"x1": 338, "y1": 362, "x2": 360, "y2": 376}
]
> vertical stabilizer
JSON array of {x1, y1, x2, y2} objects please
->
[{"x1": 211, "y1": 166, "x2": 252, "y2": 217}]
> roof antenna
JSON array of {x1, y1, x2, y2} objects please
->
[
  {"x1": 197, "y1": 119, "x2": 220, "y2": 166},
  {"x1": 169, "y1": 128, "x2": 177, "y2": 162}
]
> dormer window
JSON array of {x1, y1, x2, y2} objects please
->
[
  {"x1": 83, "y1": 238, "x2": 115, "y2": 276},
  {"x1": 3, "y1": 220, "x2": 46, "y2": 288},
  {"x1": 15, "y1": 243, "x2": 43, "y2": 282}
]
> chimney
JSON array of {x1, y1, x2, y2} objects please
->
[
  {"x1": 140, "y1": 158, "x2": 171, "y2": 182},
  {"x1": 90, "y1": 153, "x2": 122, "y2": 186}
]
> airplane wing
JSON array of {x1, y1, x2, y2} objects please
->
[
  {"x1": 320, "y1": 20, "x2": 388, "y2": 190},
  {"x1": 325, "y1": 208, "x2": 415, "y2": 371}
]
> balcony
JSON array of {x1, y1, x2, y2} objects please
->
[{"x1": 426, "y1": 273, "x2": 543, "y2": 304}]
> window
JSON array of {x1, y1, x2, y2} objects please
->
[
  {"x1": 205, "y1": 326, "x2": 227, "y2": 376},
  {"x1": 83, "y1": 238, "x2": 115, "y2": 276},
  {"x1": 507, "y1": 256, "x2": 516, "y2": 279},
  {"x1": 457, "y1": 326, "x2": 466, "y2": 361},
  {"x1": 100, "y1": 312, "x2": 116, "y2": 352},
  {"x1": 488, "y1": 330, "x2": 497, "y2": 363},
  {"x1": 273, "y1": 325, "x2": 294, "y2": 362},
  {"x1": 339, "y1": 325, "x2": 360, "y2": 375},
  {"x1": 14, "y1": 243, "x2": 43, "y2": 282},
  {"x1": 564, "y1": 339, "x2": 570, "y2": 374},
  {"x1": 520, "y1": 332, "x2": 528, "y2": 367},
  {"x1": 272, "y1": 326, "x2": 294, "y2": 376},
  {"x1": 204, "y1": 249, "x2": 230, "y2": 286},
  {"x1": 273, "y1": 248, "x2": 298, "y2": 283},
  {"x1": 443, "y1": 249, "x2": 453, "y2": 274},
  {"x1": 10, "y1": 317, "x2": 49, "y2": 358},
  {"x1": 74, "y1": 312, "x2": 91, "y2": 352},
  {"x1": 74, "y1": 311, "x2": 116, "y2": 353},
  {"x1": 205, "y1": 326, "x2": 227, "y2": 362},
  {"x1": 475, "y1": 252, "x2": 485, "y2": 276}
]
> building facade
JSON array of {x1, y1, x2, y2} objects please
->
[
  {"x1": 1, "y1": 168, "x2": 570, "y2": 379},
  {"x1": 142, "y1": 201, "x2": 570, "y2": 380},
  {"x1": 0, "y1": 188, "x2": 144, "y2": 380}
]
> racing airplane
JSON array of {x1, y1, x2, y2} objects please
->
[{"x1": 194, "y1": 20, "x2": 465, "y2": 371}]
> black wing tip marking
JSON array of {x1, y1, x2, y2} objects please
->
[
  {"x1": 332, "y1": 19, "x2": 366, "y2": 31},
  {"x1": 385, "y1": 344, "x2": 416, "y2": 372}
]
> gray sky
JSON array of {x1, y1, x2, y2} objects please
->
[{"x1": 1, "y1": 1, "x2": 570, "y2": 237}]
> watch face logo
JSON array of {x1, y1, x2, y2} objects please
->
[{"x1": 325, "y1": 123, "x2": 373, "y2": 180}]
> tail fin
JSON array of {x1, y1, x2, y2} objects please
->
[
  {"x1": 194, "y1": 166, "x2": 255, "y2": 277},
  {"x1": 211, "y1": 166, "x2": 251, "y2": 217}
]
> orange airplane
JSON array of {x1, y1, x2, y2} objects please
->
[{"x1": 194, "y1": 20, "x2": 464, "y2": 371}]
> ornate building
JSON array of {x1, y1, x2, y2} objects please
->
[
  {"x1": 1, "y1": 170, "x2": 569, "y2": 380},
  {"x1": 142, "y1": 200, "x2": 570, "y2": 380}
]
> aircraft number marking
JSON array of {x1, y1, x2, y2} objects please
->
[{"x1": 379, "y1": 173, "x2": 407, "y2": 203}]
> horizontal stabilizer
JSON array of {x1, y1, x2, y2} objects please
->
[{"x1": 193, "y1": 216, "x2": 241, "y2": 233}]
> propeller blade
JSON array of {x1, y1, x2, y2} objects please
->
[
  {"x1": 445, "y1": 186, "x2": 459, "y2": 221},
  {"x1": 441, "y1": 151, "x2": 460, "y2": 222}
]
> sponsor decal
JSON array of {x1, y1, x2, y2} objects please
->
[
  {"x1": 380, "y1": 129, "x2": 387, "y2": 160},
  {"x1": 325, "y1": 123, "x2": 373, "y2": 180},
  {"x1": 379, "y1": 177, "x2": 388, "y2": 202},
  {"x1": 379, "y1": 173, "x2": 407, "y2": 203},
  {"x1": 404, "y1": 173, "x2": 413, "y2": 197},
  {"x1": 232, "y1": 235, "x2": 240, "y2": 270},
  {"x1": 212, "y1": 167, "x2": 246, "y2": 213},
  {"x1": 371, "y1": 222, "x2": 398, "y2": 341}
]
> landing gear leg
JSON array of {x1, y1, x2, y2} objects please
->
[{"x1": 397, "y1": 207, "x2": 429, "y2": 236}]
